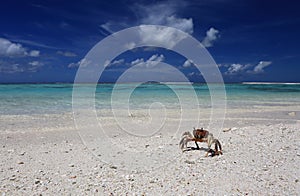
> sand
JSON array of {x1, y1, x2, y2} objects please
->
[{"x1": 0, "y1": 107, "x2": 299, "y2": 195}]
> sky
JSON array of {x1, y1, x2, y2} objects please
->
[{"x1": 0, "y1": 0, "x2": 299, "y2": 83}]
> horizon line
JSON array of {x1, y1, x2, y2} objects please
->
[{"x1": 1, "y1": 81, "x2": 300, "y2": 85}]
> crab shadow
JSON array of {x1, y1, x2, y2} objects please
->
[
  {"x1": 182, "y1": 146, "x2": 210, "y2": 152},
  {"x1": 183, "y1": 146, "x2": 222, "y2": 157}
]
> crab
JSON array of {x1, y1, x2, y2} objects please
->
[{"x1": 179, "y1": 128, "x2": 223, "y2": 157}]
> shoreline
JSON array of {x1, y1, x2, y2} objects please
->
[{"x1": 1, "y1": 106, "x2": 299, "y2": 133}]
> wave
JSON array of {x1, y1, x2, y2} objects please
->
[
  {"x1": 242, "y1": 82, "x2": 300, "y2": 85},
  {"x1": 240, "y1": 82, "x2": 300, "y2": 92}
]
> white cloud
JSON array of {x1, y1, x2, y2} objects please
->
[
  {"x1": 224, "y1": 61, "x2": 272, "y2": 75},
  {"x1": 124, "y1": 42, "x2": 136, "y2": 50},
  {"x1": 139, "y1": 25, "x2": 188, "y2": 49},
  {"x1": 57, "y1": 51, "x2": 77, "y2": 57},
  {"x1": 0, "y1": 62, "x2": 19, "y2": 73},
  {"x1": 99, "y1": 2, "x2": 223, "y2": 51},
  {"x1": 29, "y1": 50, "x2": 40, "y2": 57},
  {"x1": 253, "y1": 61, "x2": 272, "y2": 73},
  {"x1": 69, "y1": 58, "x2": 125, "y2": 69},
  {"x1": 131, "y1": 58, "x2": 144, "y2": 66},
  {"x1": 0, "y1": 38, "x2": 40, "y2": 57},
  {"x1": 68, "y1": 58, "x2": 90, "y2": 68},
  {"x1": 100, "y1": 3, "x2": 222, "y2": 51},
  {"x1": 182, "y1": 60, "x2": 193, "y2": 68},
  {"x1": 130, "y1": 54, "x2": 165, "y2": 68},
  {"x1": 226, "y1": 63, "x2": 245, "y2": 74},
  {"x1": 28, "y1": 61, "x2": 40, "y2": 66},
  {"x1": 0, "y1": 38, "x2": 26, "y2": 56},
  {"x1": 104, "y1": 59, "x2": 125, "y2": 67},
  {"x1": 9, "y1": 38, "x2": 58, "y2": 49},
  {"x1": 0, "y1": 38, "x2": 42, "y2": 73},
  {"x1": 100, "y1": 23, "x2": 111, "y2": 33},
  {"x1": 188, "y1": 72, "x2": 195, "y2": 76},
  {"x1": 137, "y1": 3, "x2": 174, "y2": 25},
  {"x1": 117, "y1": 55, "x2": 188, "y2": 82},
  {"x1": 28, "y1": 61, "x2": 43, "y2": 72},
  {"x1": 111, "y1": 59, "x2": 125, "y2": 66},
  {"x1": 100, "y1": 22, "x2": 115, "y2": 34},
  {"x1": 201, "y1": 27, "x2": 220, "y2": 47},
  {"x1": 99, "y1": 22, "x2": 129, "y2": 35},
  {"x1": 136, "y1": 3, "x2": 220, "y2": 48},
  {"x1": 137, "y1": 2, "x2": 193, "y2": 34},
  {"x1": 0, "y1": 60, "x2": 43, "y2": 73},
  {"x1": 100, "y1": 2, "x2": 193, "y2": 36},
  {"x1": 165, "y1": 16, "x2": 193, "y2": 34},
  {"x1": 148, "y1": 54, "x2": 164, "y2": 62}
]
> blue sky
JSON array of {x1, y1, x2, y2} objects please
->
[{"x1": 0, "y1": 0, "x2": 299, "y2": 83}]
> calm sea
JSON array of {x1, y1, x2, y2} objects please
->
[{"x1": 0, "y1": 83, "x2": 299, "y2": 115}]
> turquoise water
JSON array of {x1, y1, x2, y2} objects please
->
[{"x1": 0, "y1": 83, "x2": 299, "y2": 115}]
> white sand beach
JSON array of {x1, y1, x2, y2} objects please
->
[{"x1": 0, "y1": 105, "x2": 299, "y2": 195}]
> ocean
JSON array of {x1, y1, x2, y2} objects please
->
[
  {"x1": 0, "y1": 82, "x2": 299, "y2": 135},
  {"x1": 0, "y1": 83, "x2": 300, "y2": 116}
]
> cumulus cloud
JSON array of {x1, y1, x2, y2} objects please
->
[
  {"x1": 124, "y1": 42, "x2": 136, "y2": 50},
  {"x1": 226, "y1": 64, "x2": 248, "y2": 74},
  {"x1": 182, "y1": 59, "x2": 193, "y2": 68},
  {"x1": 136, "y1": 2, "x2": 193, "y2": 34},
  {"x1": 130, "y1": 58, "x2": 144, "y2": 66},
  {"x1": 100, "y1": 1, "x2": 193, "y2": 36},
  {"x1": 0, "y1": 38, "x2": 42, "y2": 73},
  {"x1": 139, "y1": 25, "x2": 188, "y2": 49},
  {"x1": 101, "y1": 2, "x2": 221, "y2": 52},
  {"x1": 130, "y1": 54, "x2": 165, "y2": 68},
  {"x1": 0, "y1": 63, "x2": 22, "y2": 74},
  {"x1": 0, "y1": 60, "x2": 43, "y2": 73},
  {"x1": 29, "y1": 50, "x2": 40, "y2": 57},
  {"x1": 69, "y1": 58, "x2": 125, "y2": 69},
  {"x1": 68, "y1": 58, "x2": 91, "y2": 68},
  {"x1": 253, "y1": 61, "x2": 272, "y2": 73},
  {"x1": 0, "y1": 38, "x2": 26, "y2": 56},
  {"x1": 57, "y1": 51, "x2": 77, "y2": 57},
  {"x1": 0, "y1": 38, "x2": 40, "y2": 57},
  {"x1": 28, "y1": 61, "x2": 40, "y2": 66},
  {"x1": 100, "y1": 3, "x2": 195, "y2": 49},
  {"x1": 165, "y1": 16, "x2": 193, "y2": 34},
  {"x1": 111, "y1": 59, "x2": 125, "y2": 66},
  {"x1": 104, "y1": 59, "x2": 125, "y2": 68},
  {"x1": 201, "y1": 27, "x2": 220, "y2": 47},
  {"x1": 100, "y1": 2, "x2": 222, "y2": 50},
  {"x1": 27, "y1": 61, "x2": 43, "y2": 71},
  {"x1": 188, "y1": 72, "x2": 195, "y2": 76},
  {"x1": 117, "y1": 54, "x2": 188, "y2": 82},
  {"x1": 148, "y1": 54, "x2": 164, "y2": 61},
  {"x1": 224, "y1": 61, "x2": 272, "y2": 75}
]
